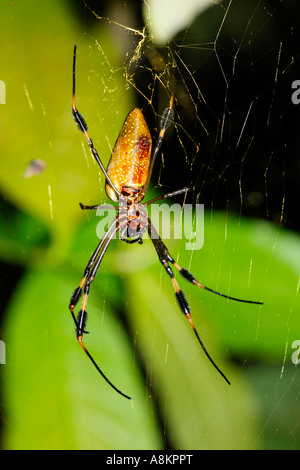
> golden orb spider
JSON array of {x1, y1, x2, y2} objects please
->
[{"x1": 69, "y1": 45, "x2": 263, "y2": 400}]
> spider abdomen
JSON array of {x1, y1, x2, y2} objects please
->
[{"x1": 105, "y1": 109, "x2": 152, "y2": 203}]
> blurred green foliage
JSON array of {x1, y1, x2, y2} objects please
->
[{"x1": 0, "y1": 0, "x2": 300, "y2": 450}]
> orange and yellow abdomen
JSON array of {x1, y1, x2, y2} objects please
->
[{"x1": 105, "y1": 109, "x2": 152, "y2": 202}]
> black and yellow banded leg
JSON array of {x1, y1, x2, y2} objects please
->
[
  {"x1": 148, "y1": 216, "x2": 231, "y2": 385},
  {"x1": 75, "y1": 285, "x2": 131, "y2": 400},
  {"x1": 171, "y1": 260, "x2": 263, "y2": 305},
  {"x1": 68, "y1": 245, "x2": 103, "y2": 330},
  {"x1": 68, "y1": 218, "x2": 131, "y2": 399},
  {"x1": 72, "y1": 44, "x2": 121, "y2": 199},
  {"x1": 68, "y1": 217, "x2": 119, "y2": 324}
]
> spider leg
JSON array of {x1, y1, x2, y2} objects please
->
[
  {"x1": 170, "y1": 260, "x2": 263, "y2": 305},
  {"x1": 72, "y1": 45, "x2": 121, "y2": 200},
  {"x1": 68, "y1": 218, "x2": 118, "y2": 328},
  {"x1": 79, "y1": 203, "x2": 117, "y2": 211},
  {"x1": 144, "y1": 187, "x2": 190, "y2": 206},
  {"x1": 143, "y1": 95, "x2": 175, "y2": 194},
  {"x1": 69, "y1": 217, "x2": 131, "y2": 399},
  {"x1": 147, "y1": 216, "x2": 231, "y2": 385},
  {"x1": 120, "y1": 236, "x2": 143, "y2": 245},
  {"x1": 76, "y1": 303, "x2": 131, "y2": 400}
]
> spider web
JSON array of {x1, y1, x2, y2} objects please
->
[{"x1": 75, "y1": 0, "x2": 300, "y2": 450}]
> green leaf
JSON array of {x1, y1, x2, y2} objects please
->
[{"x1": 2, "y1": 268, "x2": 163, "y2": 450}]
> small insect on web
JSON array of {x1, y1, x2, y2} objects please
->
[{"x1": 69, "y1": 45, "x2": 263, "y2": 400}]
